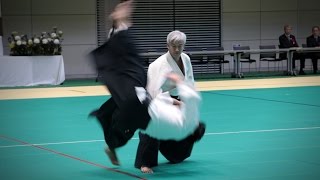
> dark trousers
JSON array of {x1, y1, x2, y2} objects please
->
[
  {"x1": 134, "y1": 95, "x2": 196, "y2": 168},
  {"x1": 134, "y1": 131, "x2": 195, "y2": 168},
  {"x1": 280, "y1": 52, "x2": 305, "y2": 70},
  {"x1": 292, "y1": 53, "x2": 305, "y2": 70},
  {"x1": 310, "y1": 53, "x2": 320, "y2": 72},
  {"x1": 95, "y1": 98, "x2": 135, "y2": 149}
]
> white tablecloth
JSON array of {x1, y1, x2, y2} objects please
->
[{"x1": 0, "y1": 55, "x2": 65, "y2": 87}]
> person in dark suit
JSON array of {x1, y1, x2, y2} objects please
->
[
  {"x1": 306, "y1": 26, "x2": 320, "y2": 74},
  {"x1": 89, "y1": 0, "x2": 150, "y2": 165},
  {"x1": 89, "y1": 0, "x2": 203, "y2": 167},
  {"x1": 279, "y1": 25, "x2": 306, "y2": 75}
]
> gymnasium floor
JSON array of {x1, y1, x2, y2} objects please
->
[{"x1": 1, "y1": 76, "x2": 320, "y2": 180}]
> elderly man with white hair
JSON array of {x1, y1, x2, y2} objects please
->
[{"x1": 134, "y1": 30, "x2": 206, "y2": 173}]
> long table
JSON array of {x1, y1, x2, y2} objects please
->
[
  {"x1": 0, "y1": 55, "x2": 65, "y2": 87},
  {"x1": 140, "y1": 47, "x2": 320, "y2": 78}
]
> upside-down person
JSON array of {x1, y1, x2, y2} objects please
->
[{"x1": 89, "y1": 0, "x2": 202, "y2": 166}]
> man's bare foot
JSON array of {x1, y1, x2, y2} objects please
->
[
  {"x1": 105, "y1": 148, "x2": 120, "y2": 166},
  {"x1": 141, "y1": 166, "x2": 154, "y2": 174}
]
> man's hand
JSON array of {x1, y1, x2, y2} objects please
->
[
  {"x1": 166, "y1": 73, "x2": 183, "y2": 84},
  {"x1": 173, "y1": 99, "x2": 181, "y2": 107}
]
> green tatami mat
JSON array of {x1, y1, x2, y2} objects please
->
[{"x1": 1, "y1": 86, "x2": 320, "y2": 179}]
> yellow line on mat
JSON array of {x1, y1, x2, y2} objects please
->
[{"x1": 0, "y1": 76, "x2": 319, "y2": 100}]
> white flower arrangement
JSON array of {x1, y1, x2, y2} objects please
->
[
  {"x1": 28, "y1": 39, "x2": 33, "y2": 45},
  {"x1": 15, "y1": 36, "x2": 21, "y2": 41},
  {"x1": 51, "y1": 33, "x2": 57, "y2": 38},
  {"x1": 34, "y1": 38, "x2": 40, "y2": 44},
  {"x1": 8, "y1": 27, "x2": 64, "y2": 56},
  {"x1": 53, "y1": 39, "x2": 60, "y2": 45},
  {"x1": 42, "y1": 39, "x2": 48, "y2": 44}
]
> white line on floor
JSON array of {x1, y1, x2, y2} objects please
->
[
  {"x1": 1, "y1": 126, "x2": 320, "y2": 148},
  {"x1": 205, "y1": 126, "x2": 320, "y2": 135}
]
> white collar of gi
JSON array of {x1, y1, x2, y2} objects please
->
[{"x1": 165, "y1": 52, "x2": 186, "y2": 77}]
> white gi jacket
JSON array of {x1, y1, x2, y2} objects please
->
[
  {"x1": 136, "y1": 51, "x2": 200, "y2": 140},
  {"x1": 147, "y1": 52, "x2": 195, "y2": 98},
  {"x1": 136, "y1": 81, "x2": 201, "y2": 141}
]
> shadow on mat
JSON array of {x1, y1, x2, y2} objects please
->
[{"x1": 144, "y1": 160, "x2": 223, "y2": 178}]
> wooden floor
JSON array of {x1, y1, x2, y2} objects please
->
[{"x1": 0, "y1": 76, "x2": 320, "y2": 100}]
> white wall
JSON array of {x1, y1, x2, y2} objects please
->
[
  {"x1": 222, "y1": 0, "x2": 320, "y2": 71},
  {"x1": 2, "y1": 0, "x2": 320, "y2": 78},
  {"x1": 2, "y1": 0, "x2": 110, "y2": 79}
]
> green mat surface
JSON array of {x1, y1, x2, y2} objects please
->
[{"x1": 1, "y1": 86, "x2": 320, "y2": 179}]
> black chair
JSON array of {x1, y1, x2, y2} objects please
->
[
  {"x1": 142, "y1": 49, "x2": 159, "y2": 71},
  {"x1": 207, "y1": 47, "x2": 230, "y2": 74},
  {"x1": 233, "y1": 46, "x2": 257, "y2": 72},
  {"x1": 185, "y1": 47, "x2": 205, "y2": 64},
  {"x1": 184, "y1": 47, "x2": 208, "y2": 75},
  {"x1": 259, "y1": 45, "x2": 285, "y2": 72}
]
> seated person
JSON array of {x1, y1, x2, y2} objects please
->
[
  {"x1": 306, "y1": 26, "x2": 320, "y2": 74},
  {"x1": 279, "y1": 25, "x2": 306, "y2": 75}
]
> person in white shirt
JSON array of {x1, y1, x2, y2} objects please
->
[
  {"x1": 134, "y1": 30, "x2": 206, "y2": 173},
  {"x1": 89, "y1": 0, "x2": 203, "y2": 167}
]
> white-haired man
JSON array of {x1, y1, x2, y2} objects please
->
[{"x1": 134, "y1": 30, "x2": 206, "y2": 173}]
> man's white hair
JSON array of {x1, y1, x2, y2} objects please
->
[{"x1": 167, "y1": 30, "x2": 187, "y2": 45}]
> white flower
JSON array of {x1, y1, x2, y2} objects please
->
[
  {"x1": 16, "y1": 40, "x2": 22, "y2": 46},
  {"x1": 28, "y1": 39, "x2": 33, "y2": 45},
  {"x1": 42, "y1": 39, "x2": 48, "y2": 44},
  {"x1": 48, "y1": 38, "x2": 52, "y2": 42},
  {"x1": 22, "y1": 41, "x2": 27, "y2": 45},
  {"x1": 34, "y1": 38, "x2": 40, "y2": 44},
  {"x1": 51, "y1": 33, "x2": 57, "y2": 38},
  {"x1": 58, "y1": 31, "x2": 63, "y2": 35},
  {"x1": 15, "y1": 36, "x2": 21, "y2": 41},
  {"x1": 53, "y1": 39, "x2": 60, "y2": 44}
]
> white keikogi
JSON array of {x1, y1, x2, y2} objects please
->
[
  {"x1": 138, "y1": 49, "x2": 199, "y2": 140},
  {"x1": 147, "y1": 52, "x2": 195, "y2": 98},
  {"x1": 137, "y1": 79, "x2": 201, "y2": 141}
]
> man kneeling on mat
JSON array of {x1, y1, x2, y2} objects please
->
[{"x1": 135, "y1": 30, "x2": 206, "y2": 173}]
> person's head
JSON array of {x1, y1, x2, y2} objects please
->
[
  {"x1": 312, "y1": 26, "x2": 320, "y2": 37},
  {"x1": 167, "y1": 30, "x2": 187, "y2": 61},
  {"x1": 284, "y1": 25, "x2": 293, "y2": 35},
  {"x1": 110, "y1": 0, "x2": 133, "y2": 28}
]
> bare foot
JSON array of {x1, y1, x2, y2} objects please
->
[
  {"x1": 141, "y1": 166, "x2": 154, "y2": 174},
  {"x1": 105, "y1": 148, "x2": 120, "y2": 166}
]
